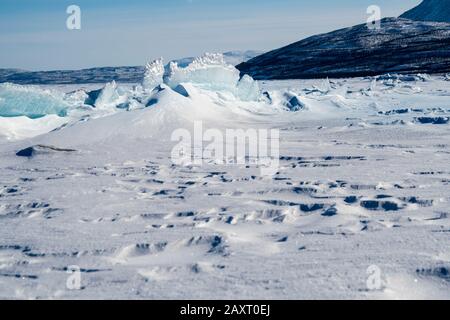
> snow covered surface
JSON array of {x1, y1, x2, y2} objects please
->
[
  {"x1": 0, "y1": 115, "x2": 68, "y2": 141},
  {"x1": 0, "y1": 61, "x2": 449, "y2": 299}
]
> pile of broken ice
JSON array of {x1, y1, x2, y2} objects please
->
[
  {"x1": 0, "y1": 53, "x2": 262, "y2": 120},
  {"x1": 0, "y1": 52, "x2": 442, "y2": 125},
  {"x1": 0, "y1": 83, "x2": 68, "y2": 118}
]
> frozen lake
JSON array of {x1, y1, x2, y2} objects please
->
[{"x1": 0, "y1": 68, "x2": 449, "y2": 299}]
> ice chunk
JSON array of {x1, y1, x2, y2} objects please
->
[
  {"x1": 283, "y1": 92, "x2": 306, "y2": 111},
  {"x1": 84, "y1": 89, "x2": 102, "y2": 107},
  {"x1": 0, "y1": 83, "x2": 68, "y2": 119},
  {"x1": 163, "y1": 53, "x2": 260, "y2": 101},
  {"x1": 94, "y1": 81, "x2": 127, "y2": 109},
  {"x1": 173, "y1": 84, "x2": 190, "y2": 98},
  {"x1": 377, "y1": 73, "x2": 431, "y2": 83},
  {"x1": 236, "y1": 74, "x2": 260, "y2": 101},
  {"x1": 64, "y1": 89, "x2": 89, "y2": 106},
  {"x1": 143, "y1": 58, "x2": 164, "y2": 91},
  {"x1": 322, "y1": 78, "x2": 332, "y2": 93},
  {"x1": 16, "y1": 145, "x2": 77, "y2": 158},
  {"x1": 166, "y1": 53, "x2": 240, "y2": 92}
]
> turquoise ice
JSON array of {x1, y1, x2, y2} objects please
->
[{"x1": 0, "y1": 83, "x2": 68, "y2": 119}]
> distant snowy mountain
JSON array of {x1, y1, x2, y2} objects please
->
[
  {"x1": 0, "y1": 51, "x2": 261, "y2": 85},
  {"x1": 400, "y1": 0, "x2": 450, "y2": 23},
  {"x1": 237, "y1": 18, "x2": 450, "y2": 79}
]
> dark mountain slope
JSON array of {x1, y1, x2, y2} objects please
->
[
  {"x1": 237, "y1": 18, "x2": 450, "y2": 79},
  {"x1": 400, "y1": 0, "x2": 450, "y2": 23}
]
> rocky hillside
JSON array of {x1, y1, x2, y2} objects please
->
[
  {"x1": 237, "y1": 18, "x2": 450, "y2": 79},
  {"x1": 400, "y1": 0, "x2": 450, "y2": 23}
]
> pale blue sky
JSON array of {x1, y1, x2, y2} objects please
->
[{"x1": 0, "y1": 0, "x2": 421, "y2": 70}]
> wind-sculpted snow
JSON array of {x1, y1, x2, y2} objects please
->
[
  {"x1": 0, "y1": 76, "x2": 449, "y2": 299},
  {"x1": 0, "y1": 83, "x2": 68, "y2": 119}
]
